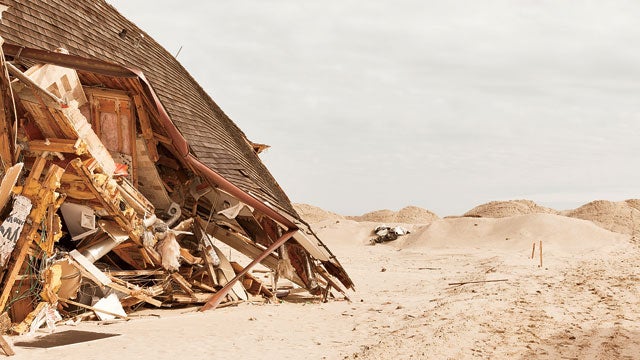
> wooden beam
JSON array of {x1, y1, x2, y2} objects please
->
[
  {"x1": 170, "y1": 273, "x2": 196, "y2": 298},
  {"x1": 132, "y1": 95, "x2": 159, "y2": 162},
  {"x1": 0, "y1": 334, "x2": 15, "y2": 356},
  {"x1": 70, "y1": 158, "x2": 140, "y2": 244},
  {"x1": 0, "y1": 163, "x2": 64, "y2": 311},
  {"x1": 0, "y1": 79, "x2": 13, "y2": 172},
  {"x1": 27, "y1": 138, "x2": 87, "y2": 155},
  {"x1": 200, "y1": 229, "x2": 296, "y2": 311}
]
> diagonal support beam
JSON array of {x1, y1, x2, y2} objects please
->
[{"x1": 199, "y1": 229, "x2": 297, "y2": 312}]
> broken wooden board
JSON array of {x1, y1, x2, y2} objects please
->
[
  {"x1": 135, "y1": 138, "x2": 172, "y2": 211},
  {"x1": 0, "y1": 334, "x2": 14, "y2": 356},
  {"x1": 0, "y1": 162, "x2": 65, "y2": 311},
  {"x1": 0, "y1": 163, "x2": 22, "y2": 215},
  {"x1": 212, "y1": 245, "x2": 248, "y2": 301},
  {"x1": 69, "y1": 250, "x2": 162, "y2": 308},
  {"x1": 27, "y1": 138, "x2": 87, "y2": 155}
]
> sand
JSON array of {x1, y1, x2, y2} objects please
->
[
  {"x1": 564, "y1": 199, "x2": 640, "y2": 235},
  {"x1": 347, "y1": 206, "x2": 439, "y2": 224},
  {"x1": 463, "y1": 199, "x2": 559, "y2": 218},
  {"x1": 7, "y1": 203, "x2": 640, "y2": 359},
  {"x1": 293, "y1": 203, "x2": 345, "y2": 224}
]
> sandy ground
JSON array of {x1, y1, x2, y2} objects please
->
[{"x1": 6, "y1": 213, "x2": 640, "y2": 359}]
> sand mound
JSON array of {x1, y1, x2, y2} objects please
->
[
  {"x1": 463, "y1": 199, "x2": 559, "y2": 218},
  {"x1": 624, "y1": 198, "x2": 640, "y2": 211},
  {"x1": 564, "y1": 200, "x2": 640, "y2": 235},
  {"x1": 293, "y1": 203, "x2": 345, "y2": 224},
  {"x1": 399, "y1": 213, "x2": 625, "y2": 251},
  {"x1": 347, "y1": 206, "x2": 439, "y2": 224}
]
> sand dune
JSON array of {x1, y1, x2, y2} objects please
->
[
  {"x1": 564, "y1": 199, "x2": 640, "y2": 235},
  {"x1": 463, "y1": 199, "x2": 559, "y2": 218},
  {"x1": 346, "y1": 205, "x2": 439, "y2": 224},
  {"x1": 293, "y1": 203, "x2": 345, "y2": 223}
]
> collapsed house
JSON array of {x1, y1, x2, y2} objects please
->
[{"x1": 0, "y1": 0, "x2": 353, "y2": 334}]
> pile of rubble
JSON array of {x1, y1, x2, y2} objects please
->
[{"x1": 0, "y1": 34, "x2": 352, "y2": 346}]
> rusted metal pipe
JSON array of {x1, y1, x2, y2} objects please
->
[{"x1": 199, "y1": 229, "x2": 297, "y2": 312}]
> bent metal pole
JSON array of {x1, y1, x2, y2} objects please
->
[{"x1": 200, "y1": 229, "x2": 297, "y2": 312}]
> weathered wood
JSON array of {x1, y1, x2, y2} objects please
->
[
  {"x1": 0, "y1": 334, "x2": 14, "y2": 356},
  {"x1": 171, "y1": 293, "x2": 214, "y2": 304},
  {"x1": 230, "y1": 261, "x2": 273, "y2": 297},
  {"x1": 70, "y1": 250, "x2": 162, "y2": 307},
  {"x1": 448, "y1": 279, "x2": 508, "y2": 286},
  {"x1": 27, "y1": 138, "x2": 87, "y2": 154},
  {"x1": 531, "y1": 242, "x2": 536, "y2": 260},
  {"x1": 539, "y1": 240, "x2": 543, "y2": 268},
  {"x1": 132, "y1": 95, "x2": 158, "y2": 162},
  {"x1": 0, "y1": 42, "x2": 14, "y2": 173},
  {"x1": 106, "y1": 270, "x2": 165, "y2": 277},
  {"x1": 105, "y1": 281, "x2": 162, "y2": 308},
  {"x1": 189, "y1": 279, "x2": 217, "y2": 293},
  {"x1": 0, "y1": 163, "x2": 22, "y2": 214},
  {"x1": 69, "y1": 158, "x2": 159, "y2": 266},
  {"x1": 69, "y1": 250, "x2": 111, "y2": 286},
  {"x1": 179, "y1": 248, "x2": 202, "y2": 265},
  {"x1": 59, "y1": 298, "x2": 127, "y2": 320},
  {"x1": 170, "y1": 272, "x2": 196, "y2": 297},
  {"x1": 200, "y1": 229, "x2": 296, "y2": 311},
  {"x1": 0, "y1": 163, "x2": 64, "y2": 311}
]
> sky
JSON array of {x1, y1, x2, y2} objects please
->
[{"x1": 107, "y1": 0, "x2": 640, "y2": 216}]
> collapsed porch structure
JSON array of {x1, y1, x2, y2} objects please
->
[{"x1": 0, "y1": 0, "x2": 353, "y2": 334}]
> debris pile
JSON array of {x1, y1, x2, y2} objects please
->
[
  {"x1": 369, "y1": 225, "x2": 410, "y2": 245},
  {"x1": 0, "y1": 34, "x2": 352, "y2": 339}
]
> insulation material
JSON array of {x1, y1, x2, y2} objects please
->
[
  {"x1": 156, "y1": 231, "x2": 181, "y2": 272},
  {"x1": 218, "y1": 202, "x2": 254, "y2": 219},
  {"x1": 92, "y1": 293, "x2": 127, "y2": 321},
  {"x1": 40, "y1": 264, "x2": 62, "y2": 303}
]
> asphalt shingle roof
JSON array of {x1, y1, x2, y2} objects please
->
[{"x1": 0, "y1": 0, "x2": 298, "y2": 217}]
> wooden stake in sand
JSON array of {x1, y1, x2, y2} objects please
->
[
  {"x1": 531, "y1": 242, "x2": 536, "y2": 259},
  {"x1": 539, "y1": 240, "x2": 543, "y2": 268}
]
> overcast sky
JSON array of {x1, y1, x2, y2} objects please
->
[{"x1": 107, "y1": 0, "x2": 640, "y2": 216}]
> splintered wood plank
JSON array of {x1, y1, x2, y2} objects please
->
[
  {"x1": 69, "y1": 251, "x2": 162, "y2": 307},
  {"x1": 0, "y1": 163, "x2": 65, "y2": 311},
  {"x1": 69, "y1": 250, "x2": 111, "y2": 286},
  {"x1": 170, "y1": 273, "x2": 196, "y2": 298},
  {"x1": 0, "y1": 163, "x2": 23, "y2": 214},
  {"x1": 69, "y1": 158, "x2": 142, "y2": 245},
  {"x1": 171, "y1": 293, "x2": 213, "y2": 304},
  {"x1": 0, "y1": 334, "x2": 15, "y2": 356},
  {"x1": 0, "y1": 50, "x2": 14, "y2": 172},
  {"x1": 212, "y1": 245, "x2": 249, "y2": 301},
  {"x1": 27, "y1": 138, "x2": 87, "y2": 154},
  {"x1": 133, "y1": 95, "x2": 158, "y2": 162},
  {"x1": 200, "y1": 230, "x2": 297, "y2": 311}
]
